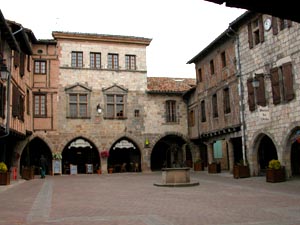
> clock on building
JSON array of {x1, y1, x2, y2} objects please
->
[{"x1": 264, "y1": 18, "x2": 272, "y2": 31}]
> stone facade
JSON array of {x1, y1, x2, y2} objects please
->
[{"x1": 232, "y1": 12, "x2": 300, "y2": 177}]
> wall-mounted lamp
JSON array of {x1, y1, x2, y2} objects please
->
[
  {"x1": 0, "y1": 60, "x2": 9, "y2": 80},
  {"x1": 96, "y1": 104, "x2": 102, "y2": 114},
  {"x1": 252, "y1": 76, "x2": 260, "y2": 88}
]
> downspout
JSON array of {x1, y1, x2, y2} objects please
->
[{"x1": 228, "y1": 26, "x2": 247, "y2": 166}]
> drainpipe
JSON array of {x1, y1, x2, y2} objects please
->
[{"x1": 228, "y1": 26, "x2": 247, "y2": 166}]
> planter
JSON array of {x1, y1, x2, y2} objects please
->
[
  {"x1": 0, "y1": 172, "x2": 10, "y2": 185},
  {"x1": 22, "y1": 167, "x2": 35, "y2": 180},
  {"x1": 266, "y1": 167, "x2": 285, "y2": 183},
  {"x1": 233, "y1": 165, "x2": 250, "y2": 178},
  {"x1": 194, "y1": 162, "x2": 204, "y2": 171},
  {"x1": 208, "y1": 162, "x2": 221, "y2": 173},
  {"x1": 97, "y1": 169, "x2": 102, "y2": 175},
  {"x1": 108, "y1": 168, "x2": 113, "y2": 174}
]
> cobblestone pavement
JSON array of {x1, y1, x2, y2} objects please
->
[{"x1": 1, "y1": 171, "x2": 300, "y2": 225}]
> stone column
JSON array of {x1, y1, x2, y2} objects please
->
[
  {"x1": 207, "y1": 142, "x2": 214, "y2": 164},
  {"x1": 227, "y1": 139, "x2": 234, "y2": 173}
]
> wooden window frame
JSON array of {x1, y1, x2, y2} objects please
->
[
  {"x1": 212, "y1": 93, "x2": 218, "y2": 118},
  {"x1": 223, "y1": 87, "x2": 231, "y2": 114},
  {"x1": 125, "y1": 55, "x2": 136, "y2": 70},
  {"x1": 68, "y1": 93, "x2": 89, "y2": 118},
  {"x1": 166, "y1": 100, "x2": 177, "y2": 123},
  {"x1": 210, "y1": 59, "x2": 215, "y2": 75},
  {"x1": 221, "y1": 51, "x2": 226, "y2": 68},
  {"x1": 200, "y1": 100, "x2": 206, "y2": 122},
  {"x1": 71, "y1": 51, "x2": 83, "y2": 68},
  {"x1": 90, "y1": 52, "x2": 101, "y2": 69},
  {"x1": 197, "y1": 68, "x2": 202, "y2": 83},
  {"x1": 108, "y1": 53, "x2": 119, "y2": 70},
  {"x1": 34, "y1": 94, "x2": 46, "y2": 117},
  {"x1": 105, "y1": 94, "x2": 126, "y2": 119},
  {"x1": 34, "y1": 60, "x2": 47, "y2": 74}
]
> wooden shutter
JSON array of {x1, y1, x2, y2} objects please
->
[
  {"x1": 14, "y1": 51, "x2": 20, "y2": 67},
  {"x1": 247, "y1": 23, "x2": 253, "y2": 49},
  {"x1": 256, "y1": 74, "x2": 266, "y2": 106},
  {"x1": 0, "y1": 84, "x2": 5, "y2": 118},
  {"x1": 259, "y1": 15, "x2": 264, "y2": 43},
  {"x1": 20, "y1": 52, "x2": 25, "y2": 77},
  {"x1": 247, "y1": 78, "x2": 255, "y2": 111},
  {"x1": 270, "y1": 67, "x2": 281, "y2": 105},
  {"x1": 272, "y1": 17, "x2": 278, "y2": 35},
  {"x1": 12, "y1": 85, "x2": 19, "y2": 117},
  {"x1": 282, "y1": 62, "x2": 294, "y2": 101}
]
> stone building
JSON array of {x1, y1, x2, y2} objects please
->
[
  {"x1": 1, "y1": 14, "x2": 197, "y2": 177},
  {"x1": 228, "y1": 12, "x2": 300, "y2": 177},
  {"x1": 186, "y1": 27, "x2": 242, "y2": 172}
]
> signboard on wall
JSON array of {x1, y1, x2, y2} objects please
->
[
  {"x1": 52, "y1": 160, "x2": 62, "y2": 175},
  {"x1": 70, "y1": 164, "x2": 78, "y2": 175},
  {"x1": 258, "y1": 106, "x2": 270, "y2": 121}
]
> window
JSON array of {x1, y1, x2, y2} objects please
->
[
  {"x1": 12, "y1": 85, "x2": 24, "y2": 121},
  {"x1": 197, "y1": 68, "x2": 202, "y2": 83},
  {"x1": 26, "y1": 89, "x2": 30, "y2": 115},
  {"x1": 247, "y1": 74, "x2": 267, "y2": 112},
  {"x1": 247, "y1": 15, "x2": 264, "y2": 48},
  {"x1": 272, "y1": 17, "x2": 292, "y2": 35},
  {"x1": 223, "y1": 88, "x2": 231, "y2": 114},
  {"x1": 0, "y1": 83, "x2": 5, "y2": 118},
  {"x1": 106, "y1": 94, "x2": 125, "y2": 118},
  {"x1": 34, "y1": 94, "x2": 46, "y2": 117},
  {"x1": 71, "y1": 51, "x2": 83, "y2": 67},
  {"x1": 221, "y1": 51, "x2": 226, "y2": 68},
  {"x1": 166, "y1": 100, "x2": 176, "y2": 123},
  {"x1": 134, "y1": 109, "x2": 140, "y2": 117},
  {"x1": 188, "y1": 109, "x2": 195, "y2": 127},
  {"x1": 108, "y1": 53, "x2": 119, "y2": 70},
  {"x1": 210, "y1": 60, "x2": 215, "y2": 75},
  {"x1": 90, "y1": 52, "x2": 101, "y2": 69},
  {"x1": 212, "y1": 93, "x2": 218, "y2": 118},
  {"x1": 69, "y1": 94, "x2": 88, "y2": 118},
  {"x1": 270, "y1": 62, "x2": 294, "y2": 105},
  {"x1": 125, "y1": 55, "x2": 136, "y2": 70},
  {"x1": 200, "y1": 100, "x2": 206, "y2": 122},
  {"x1": 34, "y1": 60, "x2": 46, "y2": 74}
]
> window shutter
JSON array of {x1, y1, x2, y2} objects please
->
[
  {"x1": 259, "y1": 16, "x2": 264, "y2": 43},
  {"x1": 247, "y1": 23, "x2": 253, "y2": 49},
  {"x1": 0, "y1": 84, "x2": 5, "y2": 118},
  {"x1": 256, "y1": 74, "x2": 266, "y2": 106},
  {"x1": 247, "y1": 78, "x2": 255, "y2": 111},
  {"x1": 14, "y1": 51, "x2": 20, "y2": 67},
  {"x1": 272, "y1": 17, "x2": 278, "y2": 35},
  {"x1": 282, "y1": 62, "x2": 294, "y2": 101},
  {"x1": 12, "y1": 85, "x2": 19, "y2": 117},
  {"x1": 270, "y1": 67, "x2": 281, "y2": 105},
  {"x1": 20, "y1": 52, "x2": 25, "y2": 77}
]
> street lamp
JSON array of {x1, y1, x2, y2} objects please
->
[
  {"x1": 252, "y1": 76, "x2": 260, "y2": 88},
  {"x1": 0, "y1": 60, "x2": 11, "y2": 138}
]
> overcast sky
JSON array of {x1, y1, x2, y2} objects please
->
[{"x1": 1, "y1": 0, "x2": 245, "y2": 78}]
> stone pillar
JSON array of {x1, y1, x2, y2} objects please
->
[
  {"x1": 207, "y1": 143, "x2": 214, "y2": 164},
  {"x1": 227, "y1": 139, "x2": 234, "y2": 173}
]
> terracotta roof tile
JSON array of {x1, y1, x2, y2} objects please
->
[{"x1": 147, "y1": 77, "x2": 196, "y2": 93}]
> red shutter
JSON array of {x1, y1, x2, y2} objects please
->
[
  {"x1": 259, "y1": 16, "x2": 264, "y2": 43},
  {"x1": 256, "y1": 74, "x2": 266, "y2": 106},
  {"x1": 270, "y1": 68, "x2": 281, "y2": 105},
  {"x1": 247, "y1": 23, "x2": 253, "y2": 49},
  {"x1": 272, "y1": 17, "x2": 278, "y2": 35},
  {"x1": 282, "y1": 62, "x2": 294, "y2": 101},
  {"x1": 247, "y1": 79, "x2": 255, "y2": 111}
]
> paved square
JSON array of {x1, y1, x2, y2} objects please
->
[{"x1": 1, "y1": 172, "x2": 300, "y2": 225}]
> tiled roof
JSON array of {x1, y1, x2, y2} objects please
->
[{"x1": 147, "y1": 77, "x2": 196, "y2": 94}]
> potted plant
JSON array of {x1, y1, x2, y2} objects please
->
[
  {"x1": 0, "y1": 162, "x2": 10, "y2": 185},
  {"x1": 194, "y1": 159, "x2": 204, "y2": 171},
  {"x1": 233, "y1": 159, "x2": 250, "y2": 179},
  {"x1": 208, "y1": 161, "x2": 221, "y2": 173},
  {"x1": 100, "y1": 150, "x2": 109, "y2": 158},
  {"x1": 266, "y1": 159, "x2": 285, "y2": 183}
]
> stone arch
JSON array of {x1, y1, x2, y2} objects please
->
[
  {"x1": 282, "y1": 124, "x2": 300, "y2": 177},
  {"x1": 150, "y1": 132, "x2": 194, "y2": 171},
  {"x1": 19, "y1": 136, "x2": 53, "y2": 176},
  {"x1": 61, "y1": 136, "x2": 100, "y2": 174},
  {"x1": 108, "y1": 136, "x2": 141, "y2": 173},
  {"x1": 250, "y1": 131, "x2": 279, "y2": 175}
]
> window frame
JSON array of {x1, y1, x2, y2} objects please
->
[
  {"x1": 125, "y1": 55, "x2": 136, "y2": 70},
  {"x1": 34, "y1": 60, "x2": 47, "y2": 74},
  {"x1": 71, "y1": 51, "x2": 83, "y2": 68},
  {"x1": 105, "y1": 94, "x2": 126, "y2": 119},
  {"x1": 166, "y1": 100, "x2": 177, "y2": 123},
  {"x1": 223, "y1": 87, "x2": 231, "y2": 114},
  {"x1": 90, "y1": 52, "x2": 101, "y2": 69},
  {"x1": 212, "y1": 93, "x2": 218, "y2": 118},
  {"x1": 107, "y1": 53, "x2": 119, "y2": 70},
  {"x1": 200, "y1": 100, "x2": 206, "y2": 122},
  {"x1": 34, "y1": 93, "x2": 46, "y2": 117}
]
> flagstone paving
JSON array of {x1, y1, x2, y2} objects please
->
[{"x1": 1, "y1": 171, "x2": 300, "y2": 225}]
